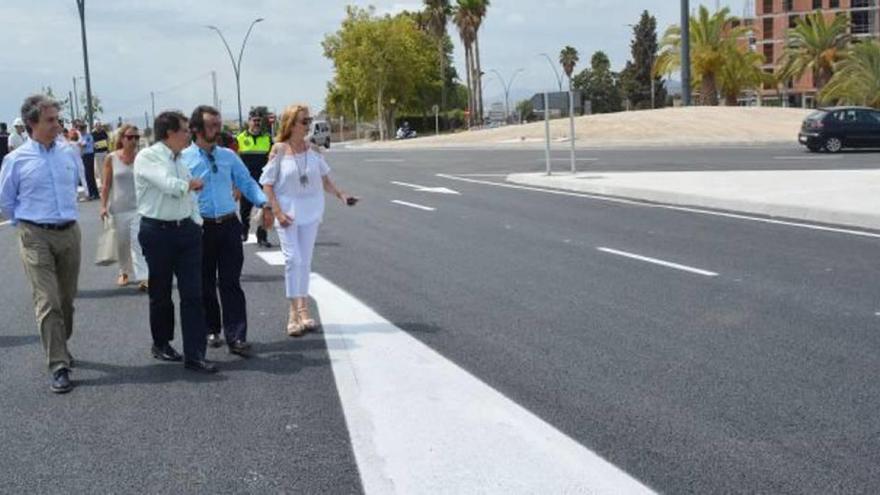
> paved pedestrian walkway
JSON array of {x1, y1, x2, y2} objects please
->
[{"x1": 508, "y1": 169, "x2": 880, "y2": 231}]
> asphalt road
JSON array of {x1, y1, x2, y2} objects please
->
[{"x1": 2, "y1": 144, "x2": 880, "y2": 493}]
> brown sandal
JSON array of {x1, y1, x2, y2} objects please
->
[
  {"x1": 287, "y1": 311, "x2": 305, "y2": 337},
  {"x1": 297, "y1": 306, "x2": 317, "y2": 332}
]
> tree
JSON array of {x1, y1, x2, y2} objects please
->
[
  {"x1": 777, "y1": 11, "x2": 851, "y2": 93},
  {"x1": 79, "y1": 92, "x2": 103, "y2": 120},
  {"x1": 656, "y1": 6, "x2": 747, "y2": 105},
  {"x1": 453, "y1": 0, "x2": 490, "y2": 126},
  {"x1": 820, "y1": 40, "x2": 880, "y2": 108},
  {"x1": 718, "y1": 47, "x2": 768, "y2": 106},
  {"x1": 627, "y1": 10, "x2": 666, "y2": 109},
  {"x1": 559, "y1": 46, "x2": 579, "y2": 90},
  {"x1": 574, "y1": 51, "x2": 623, "y2": 114},
  {"x1": 424, "y1": 0, "x2": 452, "y2": 116},
  {"x1": 323, "y1": 6, "x2": 436, "y2": 140},
  {"x1": 515, "y1": 99, "x2": 535, "y2": 122}
]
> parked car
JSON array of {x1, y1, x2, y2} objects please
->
[
  {"x1": 309, "y1": 120, "x2": 332, "y2": 149},
  {"x1": 798, "y1": 106, "x2": 880, "y2": 153}
]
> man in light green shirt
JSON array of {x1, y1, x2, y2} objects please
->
[{"x1": 134, "y1": 110, "x2": 217, "y2": 373}]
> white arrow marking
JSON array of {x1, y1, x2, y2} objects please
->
[{"x1": 391, "y1": 181, "x2": 460, "y2": 195}]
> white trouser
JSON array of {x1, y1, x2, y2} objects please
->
[
  {"x1": 112, "y1": 210, "x2": 148, "y2": 281},
  {"x1": 277, "y1": 221, "x2": 320, "y2": 299},
  {"x1": 94, "y1": 152, "x2": 107, "y2": 181}
]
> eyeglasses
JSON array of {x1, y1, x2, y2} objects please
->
[
  {"x1": 124, "y1": 135, "x2": 140, "y2": 140},
  {"x1": 298, "y1": 117, "x2": 313, "y2": 126},
  {"x1": 206, "y1": 151, "x2": 217, "y2": 173}
]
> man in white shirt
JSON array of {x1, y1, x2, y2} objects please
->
[
  {"x1": 134, "y1": 110, "x2": 216, "y2": 374},
  {"x1": 8, "y1": 117, "x2": 27, "y2": 151}
]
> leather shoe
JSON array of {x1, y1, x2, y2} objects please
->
[
  {"x1": 151, "y1": 344, "x2": 183, "y2": 362},
  {"x1": 207, "y1": 333, "x2": 224, "y2": 348},
  {"x1": 50, "y1": 368, "x2": 73, "y2": 394},
  {"x1": 184, "y1": 359, "x2": 218, "y2": 373},
  {"x1": 228, "y1": 340, "x2": 251, "y2": 357},
  {"x1": 257, "y1": 239, "x2": 273, "y2": 248}
]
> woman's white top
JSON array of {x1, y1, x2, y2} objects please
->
[
  {"x1": 109, "y1": 152, "x2": 137, "y2": 214},
  {"x1": 260, "y1": 149, "x2": 331, "y2": 226}
]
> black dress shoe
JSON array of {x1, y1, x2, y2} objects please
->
[
  {"x1": 207, "y1": 333, "x2": 224, "y2": 348},
  {"x1": 50, "y1": 368, "x2": 73, "y2": 394},
  {"x1": 257, "y1": 239, "x2": 273, "y2": 248},
  {"x1": 228, "y1": 340, "x2": 252, "y2": 357},
  {"x1": 184, "y1": 359, "x2": 218, "y2": 373},
  {"x1": 151, "y1": 344, "x2": 183, "y2": 362}
]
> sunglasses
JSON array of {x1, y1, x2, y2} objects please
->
[
  {"x1": 124, "y1": 135, "x2": 140, "y2": 140},
  {"x1": 298, "y1": 117, "x2": 313, "y2": 126}
]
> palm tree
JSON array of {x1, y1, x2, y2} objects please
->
[
  {"x1": 718, "y1": 47, "x2": 768, "y2": 106},
  {"x1": 655, "y1": 5, "x2": 747, "y2": 105},
  {"x1": 820, "y1": 40, "x2": 880, "y2": 108},
  {"x1": 424, "y1": 0, "x2": 452, "y2": 117},
  {"x1": 454, "y1": 0, "x2": 489, "y2": 126},
  {"x1": 777, "y1": 11, "x2": 850, "y2": 93},
  {"x1": 453, "y1": 2, "x2": 476, "y2": 126},
  {"x1": 559, "y1": 46, "x2": 580, "y2": 90}
]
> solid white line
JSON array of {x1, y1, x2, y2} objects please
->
[
  {"x1": 255, "y1": 250, "x2": 285, "y2": 266},
  {"x1": 773, "y1": 156, "x2": 833, "y2": 160},
  {"x1": 455, "y1": 173, "x2": 516, "y2": 177},
  {"x1": 391, "y1": 200, "x2": 435, "y2": 211},
  {"x1": 436, "y1": 173, "x2": 880, "y2": 240},
  {"x1": 390, "y1": 180, "x2": 426, "y2": 189},
  {"x1": 0, "y1": 220, "x2": 10, "y2": 227},
  {"x1": 597, "y1": 247, "x2": 719, "y2": 277},
  {"x1": 311, "y1": 273, "x2": 656, "y2": 495}
]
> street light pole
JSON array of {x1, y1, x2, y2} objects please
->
[
  {"x1": 489, "y1": 68, "x2": 524, "y2": 124},
  {"x1": 72, "y1": 77, "x2": 81, "y2": 120},
  {"x1": 539, "y1": 53, "x2": 563, "y2": 92},
  {"x1": 681, "y1": 0, "x2": 691, "y2": 106},
  {"x1": 206, "y1": 18, "x2": 265, "y2": 129},
  {"x1": 75, "y1": 0, "x2": 95, "y2": 130}
]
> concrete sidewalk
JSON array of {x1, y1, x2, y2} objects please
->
[{"x1": 507, "y1": 169, "x2": 880, "y2": 231}]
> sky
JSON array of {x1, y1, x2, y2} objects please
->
[{"x1": 1, "y1": 1, "x2": 746, "y2": 127}]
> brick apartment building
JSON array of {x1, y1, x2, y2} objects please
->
[{"x1": 752, "y1": 0, "x2": 879, "y2": 107}]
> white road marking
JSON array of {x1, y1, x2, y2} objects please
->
[
  {"x1": 0, "y1": 220, "x2": 10, "y2": 227},
  {"x1": 537, "y1": 158, "x2": 600, "y2": 162},
  {"x1": 456, "y1": 173, "x2": 516, "y2": 177},
  {"x1": 436, "y1": 173, "x2": 880, "y2": 240},
  {"x1": 391, "y1": 181, "x2": 460, "y2": 195},
  {"x1": 597, "y1": 247, "x2": 719, "y2": 277},
  {"x1": 365, "y1": 158, "x2": 405, "y2": 163},
  {"x1": 255, "y1": 250, "x2": 285, "y2": 266},
  {"x1": 391, "y1": 200, "x2": 436, "y2": 211},
  {"x1": 773, "y1": 156, "x2": 833, "y2": 160},
  {"x1": 311, "y1": 273, "x2": 656, "y2": 495},
  {"x1": 243, "y1": 233, "x2": 257, "y2": 245}
]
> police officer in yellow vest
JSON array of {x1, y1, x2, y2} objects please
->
[{"x1": 237, "y1": 109, "x2": 273, "y2": 247}]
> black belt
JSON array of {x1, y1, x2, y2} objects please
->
[
  {"x1": 202, "y1": 212, "x2": 238, "y2": 224},
  {"x1": 19, "y1": 220, "x2": 76, "y2": 231},
  {"x1": 141, "y1": 217, "x2": 193, "y2": 228}
]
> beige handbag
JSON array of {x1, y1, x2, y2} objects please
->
[{"x1": 94, "y1": 217, "x2": 118, "y2": 266}]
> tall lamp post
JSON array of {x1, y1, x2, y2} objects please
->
[
  {"x1": 539, "y1": 53, "x2": 563, "y2": 92},
  {"x1": 75, "y1": 0, "x2": 95, "y2": 130},
  {"x1": 206, "y1": 18, "x2": 265, "y2": 129},
  {"x1": 488, "y1": 68, "x2": 524, "y2": 124}
]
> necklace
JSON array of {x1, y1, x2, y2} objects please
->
[{"x1": 289, "y1": 141, "x2": 309, "y2": 187}]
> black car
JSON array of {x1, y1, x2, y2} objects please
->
[{"x1": 799, "y1": 106, "x2": 880, "y2": 153}]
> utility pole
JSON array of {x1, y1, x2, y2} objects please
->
[
  {"x1": 76, "y1": 0, "x2": 95, "y2": 129},
  {"x1": 72, "y1": 77, "x2": 80, "y2": 120},
  {"x1": 68, "y1": 91, "x2": 76, "y2": 120},
  {"x1": 211, "y1": 70, "x2": 219, "y2": 109},
  {"x1": 150, "y1": 91, "x2": 156, "y2": 123},
  {"x1": 681, "y1": 0, "x2": 691, "y2": 106}
]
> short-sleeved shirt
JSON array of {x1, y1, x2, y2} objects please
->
[{"x1": 259, "y1": 149, "x2": 330, "y2": 226}]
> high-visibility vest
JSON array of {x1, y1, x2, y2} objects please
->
[{"x1": 236, "y1": 131, "x2": 272, "y2": 154}]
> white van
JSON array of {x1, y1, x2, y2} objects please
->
[{"x1": 309, "y1": 120, "x2": 332, "y2": 149}]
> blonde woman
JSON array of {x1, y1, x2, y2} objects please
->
[
  {"x1": 260, "y1": 104, "x2": 356, "y2": 336},
  {"x1": 100, "y1": 124, "x2": 148, "y2": 290}
]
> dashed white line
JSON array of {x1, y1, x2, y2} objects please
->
[
  {"x1": 391, "y1": 200, "x2": 436, "y2": 211},
  {"x1": 436, "y1": 173, "x2": 880, "y2": 240},
  {"x1": 311, "y1": 273, "x2": 656, "y2": 494},
  {"x1": 597, "y1": 247, "x2": 719, "y2": 277}
]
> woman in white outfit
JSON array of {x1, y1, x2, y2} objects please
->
[
  {"x1": 261, "y1": 104, "x2": 356, "y2": 336},
  {"x1": 100, "y1": 124, "x2": 149, "y2": 290}
]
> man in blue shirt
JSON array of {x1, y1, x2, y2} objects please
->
[
  {"x1": 182, "y1": 105, "x2": 270, "y2": 356},
  {"x1": 0, "y1": 95, "x2": 82, "y2": 393}
]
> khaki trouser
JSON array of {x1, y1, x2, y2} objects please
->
[{"x1": 17, "y1": 223, "x2": 81, "y2": 372}]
